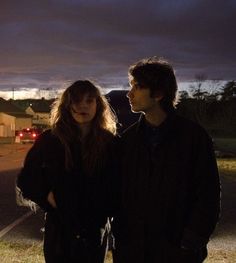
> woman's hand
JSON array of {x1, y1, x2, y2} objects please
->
[{"x1": 47, "y1": 191, "x2": 57, "y2": 208}]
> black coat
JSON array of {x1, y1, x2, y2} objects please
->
[
  {"x1": 113, "y1": 114, "x2": 221, "y2": 263},
  {"x1": 17, "y1": 129, "x2": 118, "y2": 262}
]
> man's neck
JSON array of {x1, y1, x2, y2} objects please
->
[{"x1": 144, "y1": 107, "x2": 167, "y2": 127}]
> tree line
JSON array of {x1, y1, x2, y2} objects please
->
[{"x1": 176, "y1": 80, "x2": 236, "y2": 137}]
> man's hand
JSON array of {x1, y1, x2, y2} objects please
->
[{"x1": 47, "y1": 191, "x2": 57, "y2": 208}]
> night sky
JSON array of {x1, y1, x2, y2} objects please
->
[{"x1": 0, "y1": 0, "x2": 235, "y2": 94}]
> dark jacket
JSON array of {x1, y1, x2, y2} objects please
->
[
  {"x1": 17, "y1": 129, "x2": 118, "y2": 262},
  {"x1": 113, "y1": 114, "x2": 221, "y2": 263}
]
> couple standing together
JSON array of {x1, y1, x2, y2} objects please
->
[{"x1": 17, "y1": 57, "x2": 220, "y2": 263}]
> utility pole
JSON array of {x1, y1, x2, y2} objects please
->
[{"x1": 12, "y1": 87, "x2": 15, "y2": 100}]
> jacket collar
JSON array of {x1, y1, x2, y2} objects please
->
[
  {"x1": 135, "y1": 112, "x2": 179, "y2": 140},
  {"x1": 136, "y1": 112, "x2": 176, "y2": 129}
]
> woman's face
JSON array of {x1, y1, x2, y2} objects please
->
[{"x1": 71, "y1": 94, "x2": 97, "y2": 125}]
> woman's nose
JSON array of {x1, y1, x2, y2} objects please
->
[
  {"x1": 126, "y1": 90, "x2": 133, "y2": 99},
  {"x1": 78, "y1": 101, "x2": 88, "y2": 108}
]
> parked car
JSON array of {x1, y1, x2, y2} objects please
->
[{"x1": 17, "y1": 128, "x2": 41, "y2": 144}]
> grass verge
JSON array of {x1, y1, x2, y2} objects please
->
[
  {"x1": 217, "y1": 158, "x2": 236, "y2": 180},
  {"x1": 0, "y1": 241, "x2": 112, "y2": 263},
  {"x1": 206, "y1": 249, "x2": 236, "y2": 263},
  {"x1": 1, "y1": 241, "x2": 235, "y2": 263},
  {"x1": 0, "y1": 241, "x2": 44, "y2": 263}
]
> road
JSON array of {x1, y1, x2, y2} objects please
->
[
  {"x1": 0, "y1": 143, "x2": 236, "y2": 252},
  {"x1": 0, "y1": 143, "x2": 44, "y2": 244}
]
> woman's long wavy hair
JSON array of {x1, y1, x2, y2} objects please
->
[{"x1": 50, "y1": 80, "x2": 117, "y2": 172}]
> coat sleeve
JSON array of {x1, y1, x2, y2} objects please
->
[
  {"x1": 16, "y1": 134, "x2": 53, "y2": 211},
  {"x1": 103, "y1": 136, "x2": 122, "y2": 218},
  {"x1": 181, "y1": 129, "x2": 221, "y2": 249}
]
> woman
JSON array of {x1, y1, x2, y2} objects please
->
[{"x1": 16, "y1": 80, "x2": 118, "y2": 263}]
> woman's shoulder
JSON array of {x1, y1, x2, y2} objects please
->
[
  {"x1": 36, "y1": 129, "x2": 52, "y2": 142},
  {"x1": 37, "y1": 128, "x2": 51, "y2": 139},
  {"x1": 34, "y1": 129, "x2": 62, "y2": 149},
  {"x1": 99, "y1": 130, "x2": 120, "y2": 151},
  {"x1": 101, "y1": 129, "x2": 116, "y2": 139}
]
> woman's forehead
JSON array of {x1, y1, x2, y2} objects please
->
[{"x1": 71, "y1": 92, "x2": 97, "y2": 102}]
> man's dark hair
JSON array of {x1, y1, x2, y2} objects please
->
[{"x1": 128, "y1": 56, "x2": 178, "y2": 113}]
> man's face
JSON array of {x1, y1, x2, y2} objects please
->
[
  {"x1": 127, "y1": 78, "x2": 158, "y2": 114},
  {"x1": 70, "y1": 94, "x2": 97, "y2": 125}
]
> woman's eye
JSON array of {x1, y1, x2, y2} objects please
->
[
  {"x1": 86, "y1": 99, "x2": 94, "y2": 103},
  {"x1": 71, "y1": 107, "x2": 78, "y2": 113}
]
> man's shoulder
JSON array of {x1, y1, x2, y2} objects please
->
[
  {"x1": 173, "y1": 114, "x2": 212, "y2": 141},
  {"x1": 174, "y1": 114, "x2": 205, "y2": 131}
]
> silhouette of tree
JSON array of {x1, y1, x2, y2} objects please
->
[
  {"x1": 220, "y1": 80, "x2": 236, "y2": 101},
  {"x1": 178, "y1": 90, "x2": 190, "y2": 100},
  {"x1": 191, "y1": 74, "x2": 208, "y2": 100}
]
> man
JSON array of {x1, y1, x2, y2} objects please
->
[{"x1": 113, "y1": 57, "x2": 221, "y2": 263}]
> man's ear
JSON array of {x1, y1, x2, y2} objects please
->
[{"x1": 154, "y1": 91, "x2": 164, "y2": 102}]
